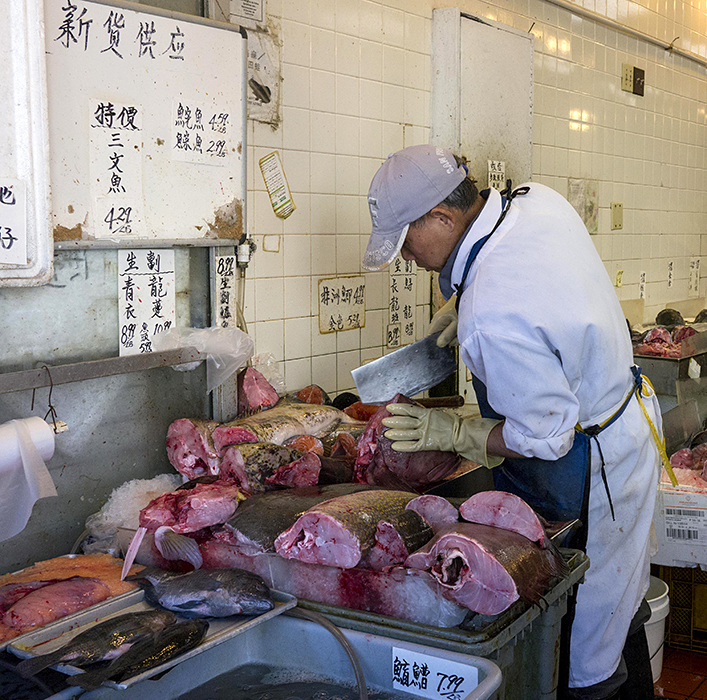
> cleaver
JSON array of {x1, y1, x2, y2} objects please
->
[{"x1": 351, "y1": 333, "x2": 457, "y2": 404}]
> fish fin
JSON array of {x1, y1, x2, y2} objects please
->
[
  {"x1": 155, "y1": 528, "x2": 203, "y2": 569},
  {"x1": 17, "y1": 652, "x2": 61, "y2": 678},
  {"x1": 121, "y1": 526, "x2": 147, "y2": 581}
]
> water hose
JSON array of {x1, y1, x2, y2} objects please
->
[{"x1": 288, "y1": 607, "x2": 368, "y2": 700}]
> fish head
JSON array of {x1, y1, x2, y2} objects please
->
[{"x1": 237, "y1": 592, "x2": 275, "y2": 615}]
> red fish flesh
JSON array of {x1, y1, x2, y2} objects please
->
[
  {"x1": 406, "y1": 495, "x2": 459, "y2": 531},
  {"x1": 296, "y1": 385, "x2": 331, "y2": 405},
  {"x1": 166, "y1": 419, "x2": 223, "y2": 479},
  {"x1": 354, "y1": 395, "x2": 460, "y2": 490},
  {"x1": 0, "y1": 580, "x2": 64, "y2": 613},
  {"x1": 362, "y1": 509, "x2": 433, "y2": 571},
  {"x1": 405, "y1": 523, "x2": 567, "y2": 615},
  {"x1": 237, "y1": 367, "x2": 279, "y2": 415},
  {"x1": 274, "y1": 489, "x2": 416, "y2": 568},
  {"x1": 459, "y1": 491, "x2": 549, "y2": 547},
  {"x1": 284, "y1": 435, "x2": 325, "y2": 455},
  {"x1": 4, "y1": 577, "x2": 110, "y2": 630},
  {"x1": 264, "y1": 452, "x2": 320, "y2": 489}
]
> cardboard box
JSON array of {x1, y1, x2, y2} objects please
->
[{"x1": 653, "y1": 483, "x2": 707, "y2": 567}]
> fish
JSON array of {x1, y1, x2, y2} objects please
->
[
  {"x1": 459, "y1": 491, "x2": 552, "y2": 548},
  {"x1": 354, "y1": 395, "x2": 460, "y2": 491},
  {"x1": 274, "y1": 489, "x2": 418, "y2": 568},
  {"x1": 126, "y1": 566, "x2": 273, "y2": 617},
  {"x1": 0, "y1": 580, "x2": 64, "y2": 613},
  {"x1": 406, "y1": 495, "x2": 460, "y2": 531},
  {"x1": 362, "y1": 509, "x2": 433, "y2": 571},
  {"x1": 4, "y1": 577, "x2": 111, "y2": 631},
  {"x1": 166, "y1": 418, "x2": 225, "y2": 480},
  {"x1": 294, "y1": 385, "x2": 331, "y2": 405},
  {"x1": 219, "y1": 443, "x2": 311, "y2": 495},
  {"x1": 237, "y1": 367, "x2": 280, "y2": 415},
  {"x1": 67, "y1": 618, "x2": 208, "y2": 690},
  {"x1": 210, "y1": 484, "x2": 375, "y2": 555},
  {"x1": 121, "y1": 480, "x2": 243, "y2": 579},
  {"x1": 212, "y1": 401, "x2": 365, "y2": 449},
  {"x1": 405, "y1": 522, "x2": 568, "y2": 615},
  {"x1": 17, "y1": 609, "x2": 177, "y2": 678},
  {"x1": 284, "y1": 435, "x2": 325, "y2": 455}
]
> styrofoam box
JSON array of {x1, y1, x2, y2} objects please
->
[{"x1": 653, "y1": 483, "x2": 707, "y2": 567}]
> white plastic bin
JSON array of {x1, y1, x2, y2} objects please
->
[{"x1": 646, "y1": 576, "x2": 670, "y2": 683}]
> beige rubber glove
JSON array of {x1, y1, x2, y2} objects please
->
[
  {"x1": 429, "y1": 297, "x2": 459, "y2": 347},
  {"x1": 382, "y1": 403, "x2": 504, "y2": 468}
]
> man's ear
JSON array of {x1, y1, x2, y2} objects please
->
[{"x1": 428, "y1": 207, "x2": 456, "y2": 232}]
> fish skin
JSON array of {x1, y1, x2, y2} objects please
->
[
  {"x1": 362, "y1": 509, "x2": 433, "y2": 571},
  {"x1": 214, "y1": 401, "x2": 365, "y2": 448},
  {"x1": 274, "y1": 489, "x2": 418, "y2": 568},
  {"x1": 67, "y1": 619, "x2": 208, "y2": 690},
  {"x1": 16, "y1": 609, "x2": 177, "y2": 678},
  {"x1": 211, "y1": 483, "x2": 377, "y2": 555},
  {"x1": 221, "y1": 443, "x2": 303, "y2": 495},
  {"x1": 127, "y1": 567, "x2": 273, "y2": 617}
]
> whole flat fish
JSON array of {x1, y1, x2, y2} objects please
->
[
  {"x1": 67, "y1": 619, "x2": 208, "y2": 690},
  {"x1": 17, "y1": 609, "x2": 177, "y2": 678},
  {"x1": 211, "y1": 483, "x2": 376, "y2": 555},
  {"x1": 126, "y1": 566, "x2": 273, "y2": 617},
  {"x1": 405, "y1": 522, "x2": 567, "y2": 615},
  {"x1": 275, "y1": 489, "x2": 418, "y2": 568}
]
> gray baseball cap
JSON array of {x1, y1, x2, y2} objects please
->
[{"x1": 362, "y1": 144, "x2": 467, "y2": 271}]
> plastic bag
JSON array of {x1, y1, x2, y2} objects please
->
[
  {"x1": 153, "y1": 327, "x2": 255, "y2": 394},
  {"x1": 252, "y1": 352, "x2": 287, "y2": 396}
]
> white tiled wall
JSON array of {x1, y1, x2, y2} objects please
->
[{"x1": 234, "y1": 0, "x2": 707, "y2": 397}]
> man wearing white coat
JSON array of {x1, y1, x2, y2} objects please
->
[{"x1": 361, "y1": 144, "x2": 661, "y2": 700}]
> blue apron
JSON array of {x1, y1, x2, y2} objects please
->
[{"x1": 452, "y1": 183, "x2": 637, "y2": 549}]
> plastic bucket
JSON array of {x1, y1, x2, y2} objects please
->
[{"x1": 646, "y1": 575, "x2": 670, "y2": 683}]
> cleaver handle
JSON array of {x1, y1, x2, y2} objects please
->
[{"x1": 417, "y1": 395, "x2": 465, "y2": 409}]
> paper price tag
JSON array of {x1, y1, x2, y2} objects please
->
[{"x1": 392, "y1": 647, "x2": 478, "y2": 700}]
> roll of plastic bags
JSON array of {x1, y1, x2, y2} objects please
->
[
  {"x1": 152, "y1": 326, "x2": 255, "y2": 394},
  {"x1": 0, "y1": 417, "x2": 57, "y2": 542}
]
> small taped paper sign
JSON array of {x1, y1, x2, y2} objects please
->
[
  {"x1": 391, "y1": 647, "x2": 478, "y2": 700},
  {"x1": 259, "y1": 151, "x2": 295, "y2": 219}
]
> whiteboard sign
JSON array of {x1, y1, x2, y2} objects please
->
[
  {"x1": 215, "y1": 255, "x2": 237, "y2": 327},
  {"x1": 392, "y1": 647, "x2": 478, "y2": 699},
  {"x1": 45, "y1": 1, "x2": 245, "y2": 242},
  {"x1": 118, "y1": 250, "x2": 176, "y2": 355},
  {"x1": 0, "y1": 179, "x2": 27, "y2": 266},
  {"x1": 388, "y1": 256, "x2": 416, "y2": 348},
  {"x1": 318, "y1": 276, "x2": 366, "y2": 333}
]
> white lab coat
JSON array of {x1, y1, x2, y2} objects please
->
[{"x1": 451, "y1": 184, "x2": 660, "y2": 688}]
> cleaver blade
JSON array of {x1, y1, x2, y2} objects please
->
[{"x1": 351, "y1": 333, "x2": 457, "y2": 404}]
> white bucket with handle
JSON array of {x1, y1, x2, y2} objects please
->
[{"x1": 646, "y1": 575, "x2": 670, "y2": 683}]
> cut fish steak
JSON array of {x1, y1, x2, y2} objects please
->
[
  {"x1": 406, "y1": 522, "x2": 567, "y2": 615},
  {"x1": 362, "y1": 509, "x2": 433, "y2": 571},
  {"x1": 237, "y1": 367, "x2": 280, "y2": 415},
  {"x1": 275, "y1": 489, "x2": 417, "y2": 568},
  {"x1": 406, "y1": 495, "x2": 459, "y2": 531}
]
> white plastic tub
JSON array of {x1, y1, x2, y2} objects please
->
[{"x1": 646, "y1": 576, "x2": 670, "y2": 683}]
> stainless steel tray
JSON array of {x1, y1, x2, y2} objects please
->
[{"x1": 7, "y1": 587, "x2": 296, "y2": 690}]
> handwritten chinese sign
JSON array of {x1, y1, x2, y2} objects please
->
[
  {"x1": 55, "y1": 2, "x2": 186, "y2": 60},
  {"x1": 215, "y1": 255, "x2": 237, "y2": 327},
  {"x1": 689, "y1": 257, "x2": 701, "y2": 298},
  {"x1": 0, "y1": 179, "x2": 27, "y2": 266},
  {"x1": 388, "y1": 256, "x2": 416, "y2": 348},
  {"x1": 90, "y1": 99, "x2": 144, "y2": 238},
  {"x1": 118, "y1": 250, "x2": 176, "y2": 355},
  {"x1": 318, "y1": 276, "x2": 365, "y2": 333},
  {"x1": 172, "y1": 100, "x2": 232, "y2": 165},
  {"x1": 487, "y1": 159, "x2": 505, "y2": 192},
  {"x1": 392, "y1": 647, "x2": 478, "y2": 700}
]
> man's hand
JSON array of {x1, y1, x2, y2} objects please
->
[
  {"x1": 382, "y1": 403, "x2": 504, "y2": 468},
  {"x1": 429, "y1": 297, "x2": 458, "y2": 347}
]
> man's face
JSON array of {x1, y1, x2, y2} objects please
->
[{"x1": 400, "y1": 215, "x2": 453, "y2": 272}]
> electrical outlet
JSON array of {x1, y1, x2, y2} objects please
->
[
  {"x1": 621, "y1": 64, "x2": 634, "y2": 92},
  {"x1": 633, "y1": 66, "x2": 645, "y2": 96},
  {"x1": 615, "y1": 269, "x2": 624, "y2": 288},
  {"x1": 611, "y1": 202, "x2": 623, "y2": 230}
]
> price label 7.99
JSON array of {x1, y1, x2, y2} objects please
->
[{"x1": 392, "y1": 647, "x2": 478, "y2": 700}]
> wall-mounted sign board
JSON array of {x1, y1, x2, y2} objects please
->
[
  {"x1": 45, "y1": 0, "x2": 246, "y2": 246},
  {"x1": 0, "y1": 0, "x2": 52, "y2": 286}
]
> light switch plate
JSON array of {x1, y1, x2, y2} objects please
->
[{"x1": 611, "y1": 202, "x2": 623, "y2": 230}]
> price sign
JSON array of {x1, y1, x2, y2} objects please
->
[
  {"x1": 0, "y1": 179, "x2": 27, "y2": 265},
  {"x1": 318, "y1": 276, "x2": 365, "y2": 333},
  {"x1": 392, "y1": 647, "x2": 478, "y2": 699}
]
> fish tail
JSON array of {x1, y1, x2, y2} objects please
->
[
  {"x1": 17, "y1": 652, "x2": 62, "y2": 678},
  {"x1": 121, "y1": 526, "x2": 147, "y2": 580},
  {"x1": 155, "y1": 527, "x2": 203, "y2": 569}
]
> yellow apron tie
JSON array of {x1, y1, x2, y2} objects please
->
[{"x1": 635, "y1": 375, "x2": 678, "y2": 487}]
